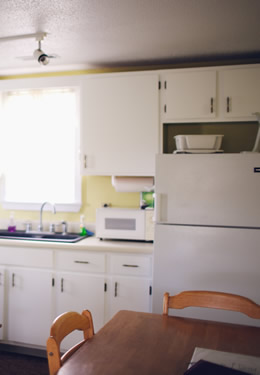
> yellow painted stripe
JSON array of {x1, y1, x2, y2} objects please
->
[{"x1": 0, "y1": 65, "x2": 162, "y2": 80}]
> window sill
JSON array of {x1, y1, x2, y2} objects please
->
[{"x1": 1, "y1": 202, "x2": 82, "y2": 212}]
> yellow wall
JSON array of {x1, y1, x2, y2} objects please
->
[
  {"x1": 0, "y1": 176, "x2": 140, "y2": 224},
  {"x1": 81, "y1": 176, "x2": 140, "y2": 222}
]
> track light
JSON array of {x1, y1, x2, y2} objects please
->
[
  {"x1": 33, "y1": 40, "x2": 50, "y2": 65},
  {"x1": 1, "y1": 32, "x2": 57, "y2": 66}
]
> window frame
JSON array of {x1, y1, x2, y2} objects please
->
[{"x1": 0, "y1": 75, "x2": 83, "y2": 212}]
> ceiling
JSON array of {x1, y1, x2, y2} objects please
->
[{"x1": 1, "y1": 0, "x2": 260, "y2": 76}]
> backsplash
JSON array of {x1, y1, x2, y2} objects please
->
[{"x1": 0, "y1": 176, "x2": 140, "y2": 231}]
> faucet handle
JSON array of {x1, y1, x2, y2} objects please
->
[
  {"x1": 49, "y1": 223, "x2": 56, "y2": 233},
  {"x1": 24, "y1": 222, "x2": 32, "y2": 233}
]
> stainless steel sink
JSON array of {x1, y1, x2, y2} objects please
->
[{"x1": 0, "y1": 230, "x2": 88, "y2": 243}]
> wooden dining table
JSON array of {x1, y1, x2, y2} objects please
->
[{"x1": 57, "y1": 310, "x2": 260, "y2": 375}]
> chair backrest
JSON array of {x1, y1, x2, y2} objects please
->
[
  {"x1": 163, "y1": 291, "x2": 260, "y2": 319},
  {"x1": 46, "y1": 310, "x2": 94, "y2": 375}
]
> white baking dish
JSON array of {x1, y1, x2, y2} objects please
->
[{"x1": 174, "y1": 134, "x2": 224, "y2": 150}]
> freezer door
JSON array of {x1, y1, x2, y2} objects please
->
[
  {"x1": 152, "y1": 224, "x2": 260, "y2": 327},
  {"x1": 155, "y1": 153, "x2": 260, "y2": 227}
]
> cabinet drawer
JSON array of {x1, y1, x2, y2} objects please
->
[
  {"x1": 110, "y1": 254, "x2": 152, "y2": 277},
  {"x1": 55, "y1": 251, "x2": 105, "y2": 273},
  {"x1": 0, "y1": 246, "x2": 53, "y2": 268}
]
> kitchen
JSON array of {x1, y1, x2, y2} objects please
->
[{"x1": 0, "y1": 0, "x2": 260, "y2": 372}]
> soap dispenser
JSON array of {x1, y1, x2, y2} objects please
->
[
  {"x1": 80, "y1": 215, "x2": 87, "y2": 236},
  {"x1": 8, "y1": 212, "x2": 16, "y2": 232}
]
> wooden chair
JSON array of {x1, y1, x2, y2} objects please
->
[
  {"x1": 46, "y1": 310, "x2": 94, "y2": 375},
  {"x1": 163, "y1": 291, "x2": 260, "y2": 319}
]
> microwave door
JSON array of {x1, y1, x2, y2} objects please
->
[{"x1": 105, "y1": 217, "x2": 145, "y2": 240}]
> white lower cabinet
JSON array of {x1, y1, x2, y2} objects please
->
[
  {"x1": 106, "y1": 254, "x2": 152, "y2": 322},
  {"x1": 0, "y1": 267, "x2": 5, "y2": 340},
  {"x1": 54, "y1": 272, "x2": 105, "y2": 331},
  {"x1": 0, "y1": 245, "x2": 153, "y2": 349},
  {"x1": 54, "y1": 250, "x2": 106, "y2": 350},
  {"x1": 7, "y1": 267, "x2": 53, "y2": 346},
  {"x1": 54, "y1": 272, "x2": 105, "y2": 351},
  {"x1": 107, "y1": 276, "x2": 151, "y2": 320},
  {"x1": 0, "y1": 246, "x2": 53, "y2": 347}
]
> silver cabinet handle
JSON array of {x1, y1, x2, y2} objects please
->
[
  {"x1": 210, "y1": 97, "x2": 214, "y2": 113},
  {"x1": 12, "y1": 273, "x2": 15, "y2": 287},
  {"x1": 114, "y1": 282, "x2": 118, "y2": 297},
  {"x1": 74, "y1": 260, "x2": 90, "y2": 264},
  {"x1": 122, "y1": 264, "x2": 139, "y2": 268},
  {"x1": 84, "y1": 155, "x2": 87, "y2": 168},
  {"x1": 61, "y1": 278, "x2": 64, "y2": 293},
  {"x1": 227, "y1": 96, "x2": 230, "y2": 113}
]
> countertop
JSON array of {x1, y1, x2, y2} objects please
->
[{"x1": 0, "y1": 236, "x2": 154, "y2": 254}]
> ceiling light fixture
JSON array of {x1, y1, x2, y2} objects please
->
[
  {"x1": 1, "y1": 32, "x2": 59, "y2": 65},
  {"x1": 33, "y1": 38, "x2": 50, "y2": 66}
]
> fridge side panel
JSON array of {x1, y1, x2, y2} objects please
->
[
  {"x1": 152, "y1": 224, "x2": 260, "y2": 327},
  {"x1": 155, "y1": 154, "x2": 260, "y2": 227}
]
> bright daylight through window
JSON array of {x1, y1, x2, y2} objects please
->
[{"x1": 0, "y1": 87, "x2": 81, "y2": 211}]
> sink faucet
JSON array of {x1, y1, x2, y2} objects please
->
[{"x1": 38, "y1": 201, "x2": 56, "y2": 232}]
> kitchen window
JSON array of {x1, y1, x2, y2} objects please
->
[{"x1": 0, "y1": 81, "x2": 81, "y2": 211}]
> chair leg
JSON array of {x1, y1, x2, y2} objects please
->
[{"x1": 47, "y1": 336, "x2": 61, "y2": 375}]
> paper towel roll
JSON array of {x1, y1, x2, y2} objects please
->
[{"x1": 111, "y1": 176, "x2": 154, "y2": 192}]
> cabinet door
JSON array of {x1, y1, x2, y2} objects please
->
[
  {"x1": 107, "y1": 276, "x2": 152, "y2": 321},
  {"x1": 81, "y1": 72, "x2": 159, "y2": 176},
  {"x1": 0, "y1": 268, "x2": 5, "y2": 340},
  {"x1": 219, "y1": 66, "x2": 260, "y2": 118},
  {"x1": 161, "y1": 70, "x2": 217, "y2": 120},
  {"x1": 7, "y1": 267, "x2": 53, "y2": 346},
  {"x1": 55, "y1": 272, "x2": 105, "y2": 350}
]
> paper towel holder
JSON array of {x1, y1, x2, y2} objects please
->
[{"x1": 111, "y1": 176, "x2": 154, "y2": 193}]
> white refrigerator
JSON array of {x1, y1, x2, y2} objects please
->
[{"x1": 152, "y1": 153, "x2": 260, "y2": 326}]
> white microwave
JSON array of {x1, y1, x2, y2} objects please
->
[{"x1": 96, "y1": 208, "x2": 154, "y2": 242}]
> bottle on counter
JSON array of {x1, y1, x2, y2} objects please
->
[
  {"x1": 80, "y1": 215, "x2": 87, "y2": 236},
  {"x1": 8, "y1": 212, "x2": 16, "y2": 232}
]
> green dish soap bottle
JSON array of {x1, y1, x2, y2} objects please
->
[{"x1": 80, "y1": 215, "x2": 87, "y2": 236}]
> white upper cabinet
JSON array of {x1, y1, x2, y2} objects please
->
[
  {"x1": 81, "y1": 72, "x2": 159, "y2": 176},
  {"x1": 218, "y1": 66, "x2": 260, "y2": 119},
  {"x1": 160, "y1": 70, "x2": 217, "y2": 121}
]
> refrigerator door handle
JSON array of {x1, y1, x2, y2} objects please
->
[
  {"x1": 155, "y1": 193, "x2": 168, "y2": 223},
  {"x1": 155, "y1": 193, "x2": 161, "y2": 222}
]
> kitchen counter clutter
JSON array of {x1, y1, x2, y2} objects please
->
[{"x1": 0, "y1": 236, "x2": 153, "y2": 351}]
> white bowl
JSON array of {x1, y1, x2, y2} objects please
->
[{"x1": 174, "y1": 134, "x2": 224, "y2": 150}]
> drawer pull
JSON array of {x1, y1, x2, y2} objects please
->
[
  {"x1": 61, "y1": 278, "x2": 64, "y2": 293},
  {"x1": 210, "y1": 97, "x2": 214, "y2": 113},
  {"x1": 227, "y1": 96, "x2": 230, "y2": 113},
  {"x1": 114, "y1": 282, "x2": 118, "y2": 297},
  {"x1": 12, "y1": 273, "x2": 15, "y2": 287},
  {"x1": 74, "y1": 260, "x2": 90, "y2": 264},
  {"x1": 122, "y1": 264, "x2": 139, "y2": 268}
]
